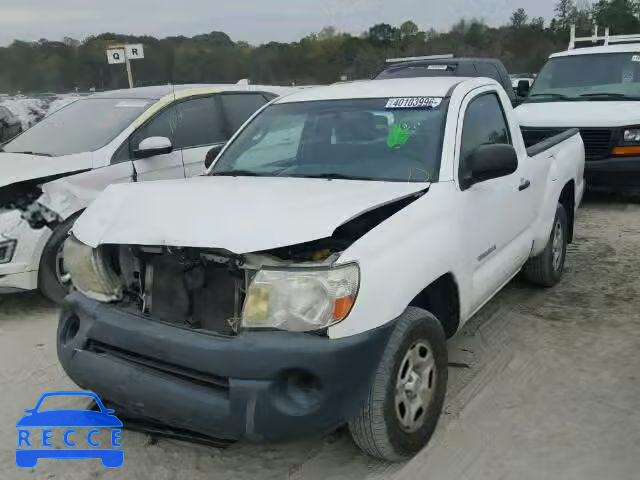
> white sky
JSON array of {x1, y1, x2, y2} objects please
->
[{"x1": 0, "y1": 0, "x2": 560, "y2": 46}]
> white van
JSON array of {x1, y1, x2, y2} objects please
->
[{"x1": 517, "y1": 26, "x2": 640, "y2": 191}]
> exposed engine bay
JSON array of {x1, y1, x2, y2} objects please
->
[
  {"x1": 0, "y1": 175, "x2": 71, "y2": 229},
  {"x1": 104, "y1": 192, "x2": 423, "y2": 336}
]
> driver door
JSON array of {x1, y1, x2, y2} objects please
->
[{"x1": 457, "y1": 89, "x2": 531, "y2": 312}]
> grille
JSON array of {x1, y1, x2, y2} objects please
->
[
  {"x1": 521, "y1": 127, "x2": 614, "y2": 161},
  {"x1": 87, "y1": 340, "x2": 230, "y2": 390}
]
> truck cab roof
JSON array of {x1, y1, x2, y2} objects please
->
[{"x1": 274, "y1": 77, "x2": 491, "y2": 104}]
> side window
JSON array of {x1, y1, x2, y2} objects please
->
[
  {"x1": 129, "y1": 106, "x2": 179, "y2": 154},
  {"x1": 174, "y1": 96, "x2": 226, "y2": 149},
  {"x1": 459, "y1": 93, "x2": 512, "y2": 178},
  {"x1": 124, "y1": 96, "x2": 225, "y2": 160},
  {"x1": 221, "y1": 94, "x2": 268, "y2": 132}
]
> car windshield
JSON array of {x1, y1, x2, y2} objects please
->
[
  {"x1": 527, "y1": 52, "x2": 640, "y2": 101},
  {"x1": 211, "y1": 98, "x2": 448, "y2": 183},
  {"x1": 2, "y1": 98, "x2": 152, "y2": 156}
]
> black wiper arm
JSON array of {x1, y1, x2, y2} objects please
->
[
  {"x1": 528, "y1": 93, "x2": 573, "y2": 100},
  {"x1": 579, "y1": 92, "x2": 640, "y2": 100},
  {"x1": 9, "y1": 151, "x2": 53, "y2": 157},
  {"x1": 292, "y1": 173, "x2": 373, "y2": 181},
  {"x1": 210, "y1": 170, "x2": 265, "y2": 177}
]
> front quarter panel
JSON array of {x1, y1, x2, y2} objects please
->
[{"x1": 329, "y1": 182, "x2": 469, "y2": 339}]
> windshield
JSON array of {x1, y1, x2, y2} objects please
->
[
  {"x1": 211, "y1": 98, "x2": 448, "y2": 183},
  {"x1": 2, "y1": 98, "x2": 152, "y2": 156},
  {"x1": 527, "y1": 53, "x2": 640, "y2": 101}
]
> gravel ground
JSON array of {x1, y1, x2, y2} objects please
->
[{"x1": 1, "y1": 197, "x2": 639, "y2": 480}]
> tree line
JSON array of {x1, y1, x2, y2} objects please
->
[{"x1": 1, "y1": 0, "x2": 639, "y2": 93}]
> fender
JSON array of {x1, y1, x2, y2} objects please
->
[
  {"x1": 38, "y1": 162, "x2": 135, "y2": 221},
  {"x1": 330, "y1": 183, "x2": 469, "y2": 339}
]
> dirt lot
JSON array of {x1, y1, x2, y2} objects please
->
[{"x1": 1, "y1": 198, "x2": 639, "y2": 480}]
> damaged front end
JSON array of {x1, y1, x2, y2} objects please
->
[
  {"x1": 64, "y1": 189, "x2": 424, "y2": 335},
  {"x1": 0, "y1": 176, "x2": 69, "y2": 230}
]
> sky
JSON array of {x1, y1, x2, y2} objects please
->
[{"x1": 0, "y1": 0, "x2": 560, "y2": 46}]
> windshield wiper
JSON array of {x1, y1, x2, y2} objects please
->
[
  {"x1": 290, "y1": 173, "x2": 374, "y2": 181},
  {"x1": 578, "y1": 92, "x2": 640, "y2": 100},
  {"x1": 210, "y1": 170, "x2": 266, "y2": 177},
  {"x1": 9, "y1": 151, "x2": 53, "y2": 157},
  {"x1": 527, "y1": 93, "x2": 574, "y2": 101}
]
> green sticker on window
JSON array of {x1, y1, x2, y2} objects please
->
[{"x1": 387, "y1": 124, "x2": 411, "y2": 148}]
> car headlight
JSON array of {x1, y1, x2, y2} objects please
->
[
  {"x1": 623, "y1": 128, "x2": 640, "y2": 144},
  {"x1": 63, "y1": 235, "x2": 123, "y2": 302},
  {"x1": 0, "y1": 239, "x2": 17, "y2": 264},
  {"x1": 242, "y1": 264, "x2": 360, "y2": 332}
]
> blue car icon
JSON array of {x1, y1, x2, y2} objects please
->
[{"x1": 16, "y1": 391, "x2": 123, "y2": 468}]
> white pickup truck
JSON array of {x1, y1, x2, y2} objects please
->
[
  {"x1": 57, "y1": 77, "x2": 585, "y2": 461},
  {"x1": 517, "y1": 28, "x2": 640, "y2": 191}
]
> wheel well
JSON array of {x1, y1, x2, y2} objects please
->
[
  {"x1": 559, "y1": 181, "x2": 575, "y2": 243},
  {"x1": 409, "y1": 273, "x2": 460, "y2": 338}
]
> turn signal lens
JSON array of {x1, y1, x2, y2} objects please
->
[{"x1": 612, "y1": 146, "x2": 640, "y2": 156}]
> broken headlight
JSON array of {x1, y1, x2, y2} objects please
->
[
  {"x1": 242, "y1": 264, "x2": 359, "y2": 332},
  {"x1": 64, "y1": 235, "x2": 123, "y2": 302}
]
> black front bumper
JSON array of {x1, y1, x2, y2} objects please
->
[
  {"x1": 58, "y1": 293, "x2": 394, "y2": 442},
  {"x1": 586, "y1": 156, "x2": 640, "y2": 191}
]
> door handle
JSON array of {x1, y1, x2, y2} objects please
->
[{"x1": 519, "y1": 179, "x2": 531, "y2": 191}]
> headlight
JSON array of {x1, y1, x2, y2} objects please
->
[
  {"x1": 0, "y1": 239, "x2": 17, "y2": 264},
  {"x1": 242, "y1": 264, "x2": 360, "y2": 332},
  {"x1": 623, "y1": 128, "x2": 640, "y2": 144},
  {"x1": 63, "y1": 235, "x2": 123, "y2": 302}
]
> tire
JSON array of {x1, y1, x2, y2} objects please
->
[
  {"x1": 348, "y1": 307, "x2": 448, "y2": 461},
  {"x1": 38, "y1": 213, "x2": 80, "y2": 304},
  {"x1": 522, "y1": 203, "x2": 568, "y2": 288}
]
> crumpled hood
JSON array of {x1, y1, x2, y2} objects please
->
[
  {"x1": 516, "y1": 101, "x2": 640, "y2": 128},
  {"x1": 0, "y1": 152, "x2": 92, "y2": 189},
  {"x1": 73, "y1": 176, "x2": 429, "y2": 253}
]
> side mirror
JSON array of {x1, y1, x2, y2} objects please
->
[
  {"x1": 134, "y1": 136, "x2": 173, "y2": 159},
  {"x1": 204, "y1": 143, "x2": 225, "y2": 169},
  {"x1": 517, "y1": 79, "x2": 531, "y2": 98},
  {"x1": 462, "y1": 144, "x2": 518, "y2": 189}
]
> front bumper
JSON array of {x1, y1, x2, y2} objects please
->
[
  {"x1": 586, "y1": 156, "x2": 640, "y2": 191},
  {"x1": 0, "y1": 210, "x2": 51, "y2": 293},
  {"x1": 58, "y1": 293, "x2": 394, "y2": 442}
]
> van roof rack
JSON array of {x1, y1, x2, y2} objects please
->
[
  {"x1": 385, "y1": 54, "x2": 454, "y2": 64},
  {"x1": 569, "y1": 24, "x2": 640, "y2": 49}
]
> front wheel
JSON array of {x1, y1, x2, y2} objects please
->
[
  {"x1": 38, "y1": 214, "x2": 80, "y2": 304},
  {"x1": 522, "y1": 203, "x2": 568, "y2": 288},
  {"x1": 348, "y1": 307, "x2": 448, "y2": 461}
]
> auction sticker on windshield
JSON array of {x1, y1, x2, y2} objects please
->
[{"x1": 386, "y1": 97, "x2": 442, "y2": 109}]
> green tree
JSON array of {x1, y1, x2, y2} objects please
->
[{"x1": 510, "y1": 8, "x2": 529, "y2": 28}]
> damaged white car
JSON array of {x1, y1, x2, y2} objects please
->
[
  {"x1": 58, "y1": 77, "x2": 585, "y2": 460},
  {"x1": 0, "y1": 84, "x2": 292, "y2": 301}
]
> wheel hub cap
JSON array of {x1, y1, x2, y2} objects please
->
[
  {"x1": 395, "y1": 341, "x2": 436, "y2": 433},
  {"x1": 552, "y1": 219, "x2": 564, "y2": 272}
]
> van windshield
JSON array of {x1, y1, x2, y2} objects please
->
[
  {"x1": 2, "y1": 98, "x2": 152, "y2": 157},
  {"x1": 211, "y1": 98, "x2": 448, "y2": 183},
  {"x1": 527, "y1": 53, "x2": 640, "y2": 101}
]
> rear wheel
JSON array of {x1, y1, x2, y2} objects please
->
[
  {"x1": 522, "y1": 204, "x2": 568, "y2": 287},
  {"x1": 348, "y1": 307, "x2": 448, "y2": 461},
  {"x1": 38, "y1": 214, "x2": 80, "y2": 304}
]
